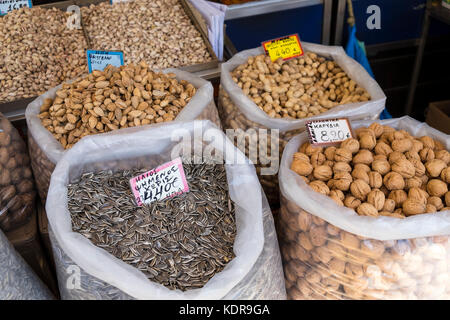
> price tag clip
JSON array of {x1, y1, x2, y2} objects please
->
[{"x1": 305, "y1": 118, "x2": 354, "y2": 147}]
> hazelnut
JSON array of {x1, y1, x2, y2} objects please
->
[
  {"x1": 426, "y1": 204, "x2": 437, "y2": 213},
  {"x1": 368, "y1": 122, "x2": 384, "y2": 137},
  {"x1": 391, "y1": 138, "x2": 413, "y2": 153},
  {"x1": 368, "y1": 171, "x2": 382, "y2": 189},
  {"x1": 441, "y1": 167, "x2": 450, "y2": 183},
  {"x1": 428, "y1": 196, "x2": 444, "y2": 210},
  {"x1": 391, "y1": 159, "x2": 415, "y2": 178},
  {"x1": 350, "y1": 179, "x2": 371, "y2": 201},
  {"x1": 311, "y1": 152, "x2": 326, "y2": 167},
  {"x1": 293, "y1": 152, "x2": 310, "y2": 162},
  {"x1": 313, "y1": 165, "x2": 333, "y2": 181},
  {"x1": 408, "y1": 187, "x2": 428, "y2": 205},
  {"x1": 359, "y1": 134, "x2": 376, "y2": 150},
  {"x1": 367, "y1": 189, "x2": 385, "y2": 210},
  {"x1": 357, "y1": 202, "x2": 378, "y2": 216},
  {"x1": 419, "y1": 148, "x2": 435, "y2": 162},
  {"x1": 419, "y1": 136, "x2": 435, "y2": 149},
  {"x1": 410, "y1": 158, "x2": 426, "y2": 176},
  {"x1": 435, "y1": 150, "x2": 450, "y2": 165},
  {"x1": 405, "y1": 177, "x2": 423, "y2": 189},
  {"x1": 324, "y1": 147, "x2": 336, "y2": 161},
  {"x1": 351, "y1": 168, "x2": 369, "y2": 184},
  {"x1": 382, "y1": 199, "x2": 396, "y2": 212},
  {"x1": 374, "y1": 142, "x2": 393, "y2": 156},
  {"x1": 372, "y1": 159, "x2": 390, "y2": 175},
  {"x1": 426, "y1": 179, "x2": 448, "y2": 197},
  {"x1": 291, "y1": 160, "x2": 313, "y2": 176},
  {"x1": 344, "y1": 195, "x2": 361, "y2": 209},
  {"x1": 333, "y1": 161, "x2": 352, "y2": 174},
  {"x1": 388, "y1": 190, "x2": 408, "y2": 208},
  {"x1": 309, "y1": 180, "x2": 330, "y2": 195},
  {"x1": 403, "y1": 198, "x2": 426, "y2": 216},
  {"x1": 334, "y1": 148, "x2": 352, "y2": 162},
  {"x1": 383, "y1": 172, "x2": 405, "y2": 190},
  {"x1": 333, "y1": 172, "x2": 352, "y2": 191},
  {"x1": 340, "y1": 138, "x2": 360, "y2": 154},
  {"x1": 388, "y1": 151, "x2": 406, "y2": 165},
  {"x1": 425, "y1": 159, "x2": 446, "y2": 177},
  {"x1": 353, "y1": 149, "x2": 373, "y2": 165}
]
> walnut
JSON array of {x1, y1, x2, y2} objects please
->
[
  {"x1": 368, "y1": 171, "x2": 382, "y2": 189},
  {"x1": 391, "y1": 159, "x2": 415, "y2": 178},
  {"x1": 313, "y1": 165, "x2": 333, "y2": 181},
  {"x1": 351, "y1": 168, "x2": 369, "y2": 184},
  {"x1": 350, "y1": 179, "x2": 371, "y2": 201},
  {"x1": 309, "y1": 180, "x2": 330, "y2": 195},
  {"x1": 419, "y1": 136, "x2": 435, "y2": 149},
  {"x1": 367, "y1": 189, "x2": 385, "y2": 211},
  {"x1": 333, "y1": 161, "x2": 352, "y2": 174},
  {"x1": 409, "y1": 158, "x2": 426, "y2": 176},
  {"x1": 344, "y1": 195, "x2": 361, "y2": 209},
  {"x1": 428, "y1": 196, "x2": 444, "y2": 210},
  {"x1": 383, "y1": 172, "x2": 405, "y2": 190},
  {"x1": 327, "y1": 179, "x2": 335, "y2": 189},
  {"x1": 426, "y1": 179, "x2": 448, "y2": 197},
  {"x1": 333, "y1": 172, "x2": 352, "y2": 191},
  {"x1": 300, "y1": 175, "x2": 310, "y2": 184},
  {"x1": 324, "y1": 147, "x2": 336, "y2": 161},
  {"x1": 435, "y1": 140, "x2": 445, "y2": 151},
  {"x1": 357, "y1": 202, "x2": 378, "y2": 216},
  {"x1": 293, "y1": 152, "x2": 310, "y2": 162},
  {"x1": 382, "y1": 125, "x2": 396, "y2": 134},
  {"x1": 368, "y1": 122, "x2": 384, "y2": 138},
  {"x1": 340, "y1": 138, "x2": 360, "y2": 154},
  {"x1": 373, "y1": 154, "x2": 387, "y2": 161},
  {"x1": 411, "y1": 139, "x2": 424, "y2": 153},
  {"x1": 426, "y1": 204, "x2": 437, "y2": 213},
  {"x1": 405, "y1": 151, "x2": 420, "y2": 161},
  {"x1": 299, "y1": 142, "x2": 310, "y2": 153},
  {"x1": 419, "y1": 148, "x2": 435, "y2": 162},
  {"x1": 388, "y1": 190, "x2": 408, "y2": 208},
  {"x1": 334, "y1": 148, "x2": 352, "y2": 162},
  {"x1": 387, "y1": 131, "x2": 405, "y2": 143},
  {"x1": 382, "y1": 199, "x2": 396, "y2": 212},
  {"x1": 446, "y1": 191, "x2": 450, "y2": 207},
  {"x1": 391, "y1": 138, "x2": 413, "y2": 153},
  {"x1": 435, "y1": 150, "x2": 450, "y2": 165},
  {"x1": 405, "y1": 177, "x2": 423, "y2": 189},
  {"x1": 305, "y1": 144, "x2": 323, "y2": 156},
  {"x1": 330, "y1": 189, "x2": 345, "y2": 201},
  {"x1": 354, "y1": 163, "x2": 371, "y2": 173},
  {"x1": 408, "y1": 187, "x2": 428, "y2": 205},
  {"x1": 353, "y1": 149, "x2": 374, "y2": 165},
  {"x1": 359, "y1": 134, "x2": 376, "y2": 150},
  {"x1": 355, "y1": 127, "x2": 375, "y2": 139},
  {"x1": 324, "y1": 160, "x2": 334, "y2": 167},
  {"x1": 403, "y1": 198, "x2": 426, "y2": 216},
  {"x1": 420, "y1": 174, "x2": 429, "y2": 186},
  {"x1": 372, "y1": 159, "x2": 390, "y2": 175},
  {"x1": 379, "y1": 211, "x2": 405, "y2": 219},
  {"x1": 441, "y1": 167, "x2": 450, "y2": 183},
  {"x1": 291, "y1": 160, "x2": 313, "y2": 176},
  {"x1": 310, "y1": 152, "x2": 326, "y2": 167},
  {"x1": 374, "y1": 141, "x2": 393, "y2": 156},
  {"x1": 425, "y1": 159, "x2": 447, "y2": 177},
  {"x1": 388, "y1": 151, "x2": 406, "y2": 165}
]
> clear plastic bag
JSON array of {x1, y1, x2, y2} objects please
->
[
  {"x1": 219, "y1": 43, "x2": 386, "y2": 206},
  {"x1": 0, "y1": 228, "x2": 53, "y2": 300},
  {"x1": 25, "y1": 68, "x2": 220, "y2": 205},
  {"x1": 278, "y1": 116, "x2": 450, "y2": 299},
  {"x1": 0, "y1": 113, "x2": 36, "y2": 232},
  {"x1": 45, "y1": 120, "x2": 286, "y2": 300}
]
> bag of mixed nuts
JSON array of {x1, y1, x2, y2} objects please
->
[
  {"x1": 0, "y1": 113, "x2": 36, "y2": 232},
  {"x1": 46, "y1": 120, "x2": 286, "y2": 300},
  {"x1": 25, "y1": 65, "x2": 219, "y2": 205},
  {"x1": 219, "y1": 43, "x2": 386, "y2": 207},
  {"x1": 278, "y1": 116, "x2": 450, "y2": 299},
  {"x1": 0, "y1": 228, "x2": 53, "y2": 300}
]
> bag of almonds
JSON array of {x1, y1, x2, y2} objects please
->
[
  {"x1": 278, "y1": 116, "x2": 450, "y2": 300},
  {"x1": 0, "y1": 228, "x2": 53, "y2": 300},
  {"x1": 0, "y1": 113, "x2": 36, "y2": 232},
  {"x1": 45, "y1": 120, "x2": 286, "y2": 299},
  {"x1": 218, "y1": 42, "x2": 386, "y2": 207}
]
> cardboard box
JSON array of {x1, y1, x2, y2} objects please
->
[{"x1": 426, "y1": 100, "x2": 450, "y2": 135}]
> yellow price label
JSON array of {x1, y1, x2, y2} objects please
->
[{"x1": 262, "y1": 34, "x2": 304, "y2": 62}]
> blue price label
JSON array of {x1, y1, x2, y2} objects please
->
[
  {"x1": 86, "y1": 50, "x2": 124, "y2": 73},
  {"x1": 0, "y1": 0, "x2": 32, "y2": 16}
]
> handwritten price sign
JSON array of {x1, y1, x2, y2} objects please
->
[
  {"x1": 262, "y1": 34, "x2": 304, "y2": 62},
  {"x1": 306, "y1": 118, "x2": 354, "y2": 146},
  {"x1": 0, "y1": 0, "x2": 32, "y2": 16},
  {"x1": 86, "y1": 50, "x2": 124, "y2": 73}
]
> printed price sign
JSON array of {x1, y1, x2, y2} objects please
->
[
  {"x1": 0, "y1": 0, "x2": 32, "y2": 16},
  {"x1": 262, "y1": 34, "x2": 304, "y2": 62},
  {"x1": 110, "y1": 0, "x2": 130, "y2": 4},
  {"x1": 86, "y1": 50, "x2": 124, "y2": 73},
  {"x1": 306, "y1": 118, "x2": 354, "y2": 146},
  {"x1": 129, "y1": 158, "x2": 190, "y2": 207}
]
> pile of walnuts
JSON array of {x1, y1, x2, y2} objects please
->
[{"x1": 291, "y1": 123, "x2": 450, "y2": 218}]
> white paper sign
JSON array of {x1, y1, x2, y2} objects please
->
[
  {"x1": 129, "y1": 158, "x2": 190, "y2": 207},
  {"x1": 0, "y1": 0, "x2": 32, "y2": 16},
  {"x1": 86, "y1": 50, "x2": 124, "y2": 73},
  {"x1": 306, "y1": 118, "x2": 353, "y2": 146}
]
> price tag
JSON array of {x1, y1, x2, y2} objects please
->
[
  {"x1": 0, "y1": 0, "x2": 32, "y2": 16},
  {"x1": 86, "y1": 50, "x2": 124, "y2": 73},
  {"x1": 110, "y1": 0, "x2": 130, "y2": 4},
  {"x1": 129, "y1": 158, "x2": 190, "y2": 207},
  {"x1": 306, "y1": 118, "x2": 354, "y2": 146},
  {"x1": 262, "y1": 34, "x2": 304, "y2": 62}
]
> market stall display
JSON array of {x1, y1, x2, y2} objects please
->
[
  {"x1": 219, "y1": 43, "x2": 386, "y2": 206},
  {"x1": 46, "y1": 120, "x2": 286, "y2": 300},
  {"x1": 26, "y1": 62, "x2": 219, "y2": 204},
  {"x1": 278, "y1": 116, "x2": 450, "y2": 299},
  {"x1": 0, "y1": 113, "x2": 36, "y2": 232}
]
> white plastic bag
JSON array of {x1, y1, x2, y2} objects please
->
[
  {"x1": 218, "y1": 43, "x2": 386, "y2": 206},
  {"x1": 46, "y1": 120, "x2": 286, "y2": 300},
  {"x1": 278, "y1": 116, "x2": 450, "y2": 299},
  {"x1": 0, "y1": 229, "x2": 53, "y2": 300},
  {"x1": 25, "y1": 68, "x2": 219, "y2": 204}
]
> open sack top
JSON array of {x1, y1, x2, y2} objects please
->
[
  {"x1": 45, "y1": 120, "x2": 265, "y2": 299},
  {"x1": 25, "y1": 68, "x2": 214, "y2": 164},
  {"x1": 280, "y1": 116, "x2": 450, "y2": 241},
  {"x1": 221, "y1": 42, "x2": 387, "y2": 132}
]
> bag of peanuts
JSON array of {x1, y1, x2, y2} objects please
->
[
  {"x1": 0, "y1": 113, "x2": 36, "y2": 232},
  {"x1": 25, "y1": 62, "x2": 220, "y2": 205},
  {"x1": 0, "y1": 228, "x2": 53, "y2": 300},
  {"x1": 45, "y1": 120, "x2": 286, "y2": 300},
  {"x1": 218, "y1": 43, "x2": 386, "y2": 207},
  {"x1": 278, "y1": 116, "x2": 450, "y2": 299}
]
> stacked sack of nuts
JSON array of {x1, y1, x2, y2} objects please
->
[
  {"x1": 25, "y1": 62, "x2": 219, "y2": 204},
  {"x1": 219, "y1": 43, "x2": 386, "y2": 207},
  {"x1": 278, "y1": 116, "x2": 450, "y2": 299},
  {"x1": 0, "y1": 113, "x2": 36, "y2": 232}
]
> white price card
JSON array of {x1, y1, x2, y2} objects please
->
[
  {"x1": 0, "y1": 0, "x2": 32, "y2": 16},
  {"x1": 86, "y1": 50, "x2": 124, "y2": 73},
  {"x1": 306, "y1": 118, "x2": 354, "y2": 146},
  {"x1": 129, "y1": 158, "x2": 190, "y2": 207},
  {"x1": 110, "y1": 0, "x2": 131, "y2": 4}
]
